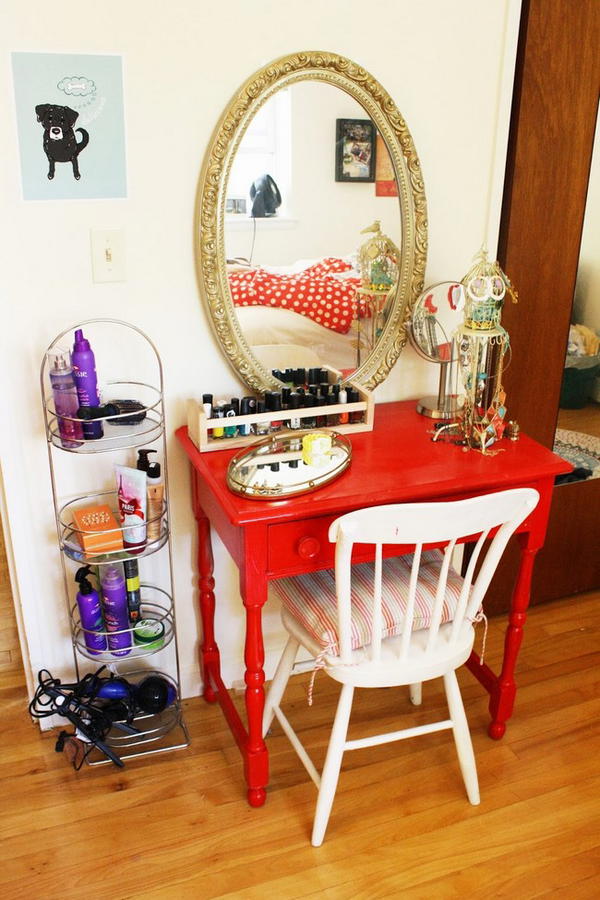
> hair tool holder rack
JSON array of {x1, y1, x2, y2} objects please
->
[
  {"x1": 187, "y1": 369, "x2": 374, "y2": 453},
  {"x1": 41, "y1": 318, "x2": 189, "y2": 765}
]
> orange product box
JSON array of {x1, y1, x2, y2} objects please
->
[{"x1": 71, "y1": 504, "x2": 124, "y2": 555}]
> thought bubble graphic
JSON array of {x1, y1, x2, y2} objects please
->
[{"x1": 57, "y1": 76, "x2": 96, "y2": 97}]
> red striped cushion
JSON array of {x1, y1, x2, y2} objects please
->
[{"x1": 270, "y1": 550, "x2": 463, "y2": 656}]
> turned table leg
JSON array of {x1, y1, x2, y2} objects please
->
[
  {"x1": 240, "y1": 526, "x2": 269, "y2": 807},
  {"x1": 191, "y1": 471, "x2": 220, "y2": 703},
  {"x1": 488, "y1": 538, "x2": 538, "y2": 739}
]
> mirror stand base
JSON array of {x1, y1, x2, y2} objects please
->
[{"x1": 416, "y1": 395, "x2": 464, "y2": 420}]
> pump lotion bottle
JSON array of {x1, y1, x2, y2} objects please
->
[
  {"x1": 72, "y1": 328, "x2": 103, "y2": 440},
  {"x1": 137, "y1": 449, "x2": 164, "y2": 543}
]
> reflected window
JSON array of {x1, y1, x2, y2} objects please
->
[{"x1": 227, "y1": 90, "x2": 291, "y2": 217}]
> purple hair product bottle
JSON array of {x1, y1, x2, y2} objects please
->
[
  {"x1": 100, "y1": 563, "x2": 131, "y2": 656},
  {"x1": 47, "y1": 350, "x2": 84, "y2": 448},
  {"x1": 74, "y1": 566, "x2": 107, "y2": 654},
  {"x1": 71, "y1": 328, "x2": 104, "y2": 440}
]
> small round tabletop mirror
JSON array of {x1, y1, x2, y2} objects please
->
[
  {"x1": 410, "y1": 281, "x2": 466, "y2": 419},
  {"x1": 227, "y1": 430, "x2": 352, "y2": 499}
]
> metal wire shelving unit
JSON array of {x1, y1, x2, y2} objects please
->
[{"x1": 40, "y1": 318, "x2": 189, "y2": 765}]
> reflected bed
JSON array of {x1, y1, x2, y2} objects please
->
[{"x1": 228, "y1": 256, "x2": 368, "y2": 370}]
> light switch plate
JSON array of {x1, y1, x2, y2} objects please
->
[{"x1": 90, "y1": 228, "x2": 126, "y2": 282}]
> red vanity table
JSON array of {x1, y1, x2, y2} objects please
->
[{"x1": 176, "y1": 400, "x2": 570, "y2": 807}]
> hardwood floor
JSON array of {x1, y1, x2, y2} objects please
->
[
  {"x1": 1, "y1": 587, "x2": 599, "y2": 899},
  {"x1": 557, "y1": 400, "x2": 600, "y2": 438}
]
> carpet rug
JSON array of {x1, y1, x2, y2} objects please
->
[{"x1": 554, "y1": 428, "x2": 600, "y2": 482}]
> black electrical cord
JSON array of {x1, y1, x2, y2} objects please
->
[{"x1": 29, "y1": 669, "x2": 140, "y2": 768}]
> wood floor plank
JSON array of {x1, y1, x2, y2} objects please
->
[{"x1": 1, "y1": 591, "x2": 599, "y2": 899}]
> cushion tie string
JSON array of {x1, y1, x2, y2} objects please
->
[
  {"x1": 307, "y1": 646, "x2": 366, "y2": 706},
  {"x1": 470, "y1": 606, "x2": 488, "y2": 666},
  {"x1": 307, "y1": 647, "x2": 331, "y2": 706}
]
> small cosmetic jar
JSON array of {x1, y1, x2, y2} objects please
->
[
  {"x1": 133, "y1": 618, "x2": 165, "y2": 652},
  {"x1": 302, "y1": 432, "x2": 333, "y2": 467},
  {"x1": 506, "y1": 420, "x2": 521, "y2": 441}
]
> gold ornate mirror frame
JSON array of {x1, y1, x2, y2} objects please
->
[{"x1": 195, "y1": 50, "x2": 428, "y2": 393}]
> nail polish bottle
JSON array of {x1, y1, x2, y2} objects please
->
[
  {"x1": 348, "y1": 388, "x2": 363, "y2": 424},
  {"x1": 288, "y1": 392, "x2": 302, "y2": 429},
  {"x1": 294, "y1": 368, "x2": 307, "y2": 389},
  {"x1": 224, "y1": 404, "x2": 237, "y2": 437},
  {"x1": 203, "y1": 393, "x2": 214, "y2": 437},
  {"x1": 338, "y1": 385, "x2": 349, "y2": 424},
  {"x1": 316, "y1": 396, "x2": 327, "y2": 427},
  {"x1": 326, "y1": 393, "x2": 339, "y2": 426},
  {"x1": 239, "y1": 397, "x2": 253, "y2": 436},
  {"x1": 212, "y1": 405, "x2": 225, "y2": 438},
  {"x1": 289, "y1": 436, "x2": 301, "y2": 469},
  {"x1": 303, "y1": 393, "x2": 316, "y2": 428},
  {"x1": 268, "y1": 393, "x2": 283, "y2": 432},
  {"x1": 255, "y1": 400, "x2": 270, "y2": 436}
]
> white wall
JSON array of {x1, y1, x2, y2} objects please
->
[{"x1": 1, "y1": 0, "x2": 521, "y2": 706}]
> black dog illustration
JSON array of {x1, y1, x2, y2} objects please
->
[{"x1": 35, "y1": 104, "x2": 89, "y2": 180}]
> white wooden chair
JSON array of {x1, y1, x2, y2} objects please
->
[{"x1": 264, "y1": 488, "x2": 539, "y2": 845}]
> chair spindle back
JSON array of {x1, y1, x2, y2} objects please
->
[{"x1": 329, "y1": 488, "x2": 539, "y2": 664}]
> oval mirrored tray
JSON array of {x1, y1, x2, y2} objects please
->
[{"x1": 227, "y1": 430, "x2": 352, "y2": 499}]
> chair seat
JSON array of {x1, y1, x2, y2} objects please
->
[
  {"x1": 270, "y1": 549, "x2": 467, "y2": 664},
  {"x1": 281, "y1": 608, "x2": 475, "y2": 687}
]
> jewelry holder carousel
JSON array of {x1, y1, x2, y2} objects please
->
[
  {"x1": 352, "y1": 221, "x2": 400, "y2": 367},
  {"x1": 454, "y1": 248, "x2": 518, "y2": 453}
]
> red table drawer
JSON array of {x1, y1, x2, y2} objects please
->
[
  {"x1": 268, "y1": 516, "x2": 337, "y2": 575},
  {"x1": 267, "y1": 516, "x2": 423, "y2": 576}
]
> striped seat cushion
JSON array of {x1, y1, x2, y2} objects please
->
[{"x1": 270, "y1": 550, "x2": 464, "y2": 656}]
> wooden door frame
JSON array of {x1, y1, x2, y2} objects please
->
[
  {"x1": 498, "y1": 0, "x2": 599, "y2": 447},
  {"x1": 487, "y1": 0, "x2": 600, "y2": 612}
]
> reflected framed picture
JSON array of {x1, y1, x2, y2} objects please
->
[{"x1": 335, "y1": 118, "x2": 376, "y2": 183}]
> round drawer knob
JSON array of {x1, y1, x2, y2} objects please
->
[{"x1": 297, "y1": 536, "x2": 320, "y2": 559}]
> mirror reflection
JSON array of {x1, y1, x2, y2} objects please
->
[
  {"x1": 555, "y1": 105, "x2": 600, "y2": 480},
  {"x1": 410, "y1": 282, "x2": 466, "y2": 420},
  {"x1": 227, "y1": 430, "x2": 352, "y2": 499},
  {"x1": 224, "y1": 82, "x2": 402, "y2": 375}
]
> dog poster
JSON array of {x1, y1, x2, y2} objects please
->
[{"x1": 11, "y1": 52, "x2": 127, "y2": 200}]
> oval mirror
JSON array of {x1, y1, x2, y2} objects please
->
[{"x1": 196, "y1": 51, "x2": 427, "y2": 393}]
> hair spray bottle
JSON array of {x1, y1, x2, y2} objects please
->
[
  {"x1": 47, "y1": 349, "x2": 84, "y2": 448},
  {"x1": 74, "y1": 566, "x2": 107, "y2": 654},
  {"x1": 72, "y1": 328, "x2": 104, "y2": 440},
  {"x1": 100, "y1": 563, "x2": 131, "y2": 656}
]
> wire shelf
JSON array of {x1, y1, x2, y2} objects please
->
[
  {"x1": 58, "y1": 489, "x2": 168, "y2": 564},
  {"x1": 42, "y1": 318, "x2": 187, "y2": 768},
  {"x1": 43, "y1": 380, "x2": 164, "y2": 453},
  {"x1": 70, "y1": 592, "x2": 175, "y2": 663}
]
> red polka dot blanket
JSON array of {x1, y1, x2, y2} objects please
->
[{"x1": 228, "y1": 257, "x2": 363, "y2": 334}]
